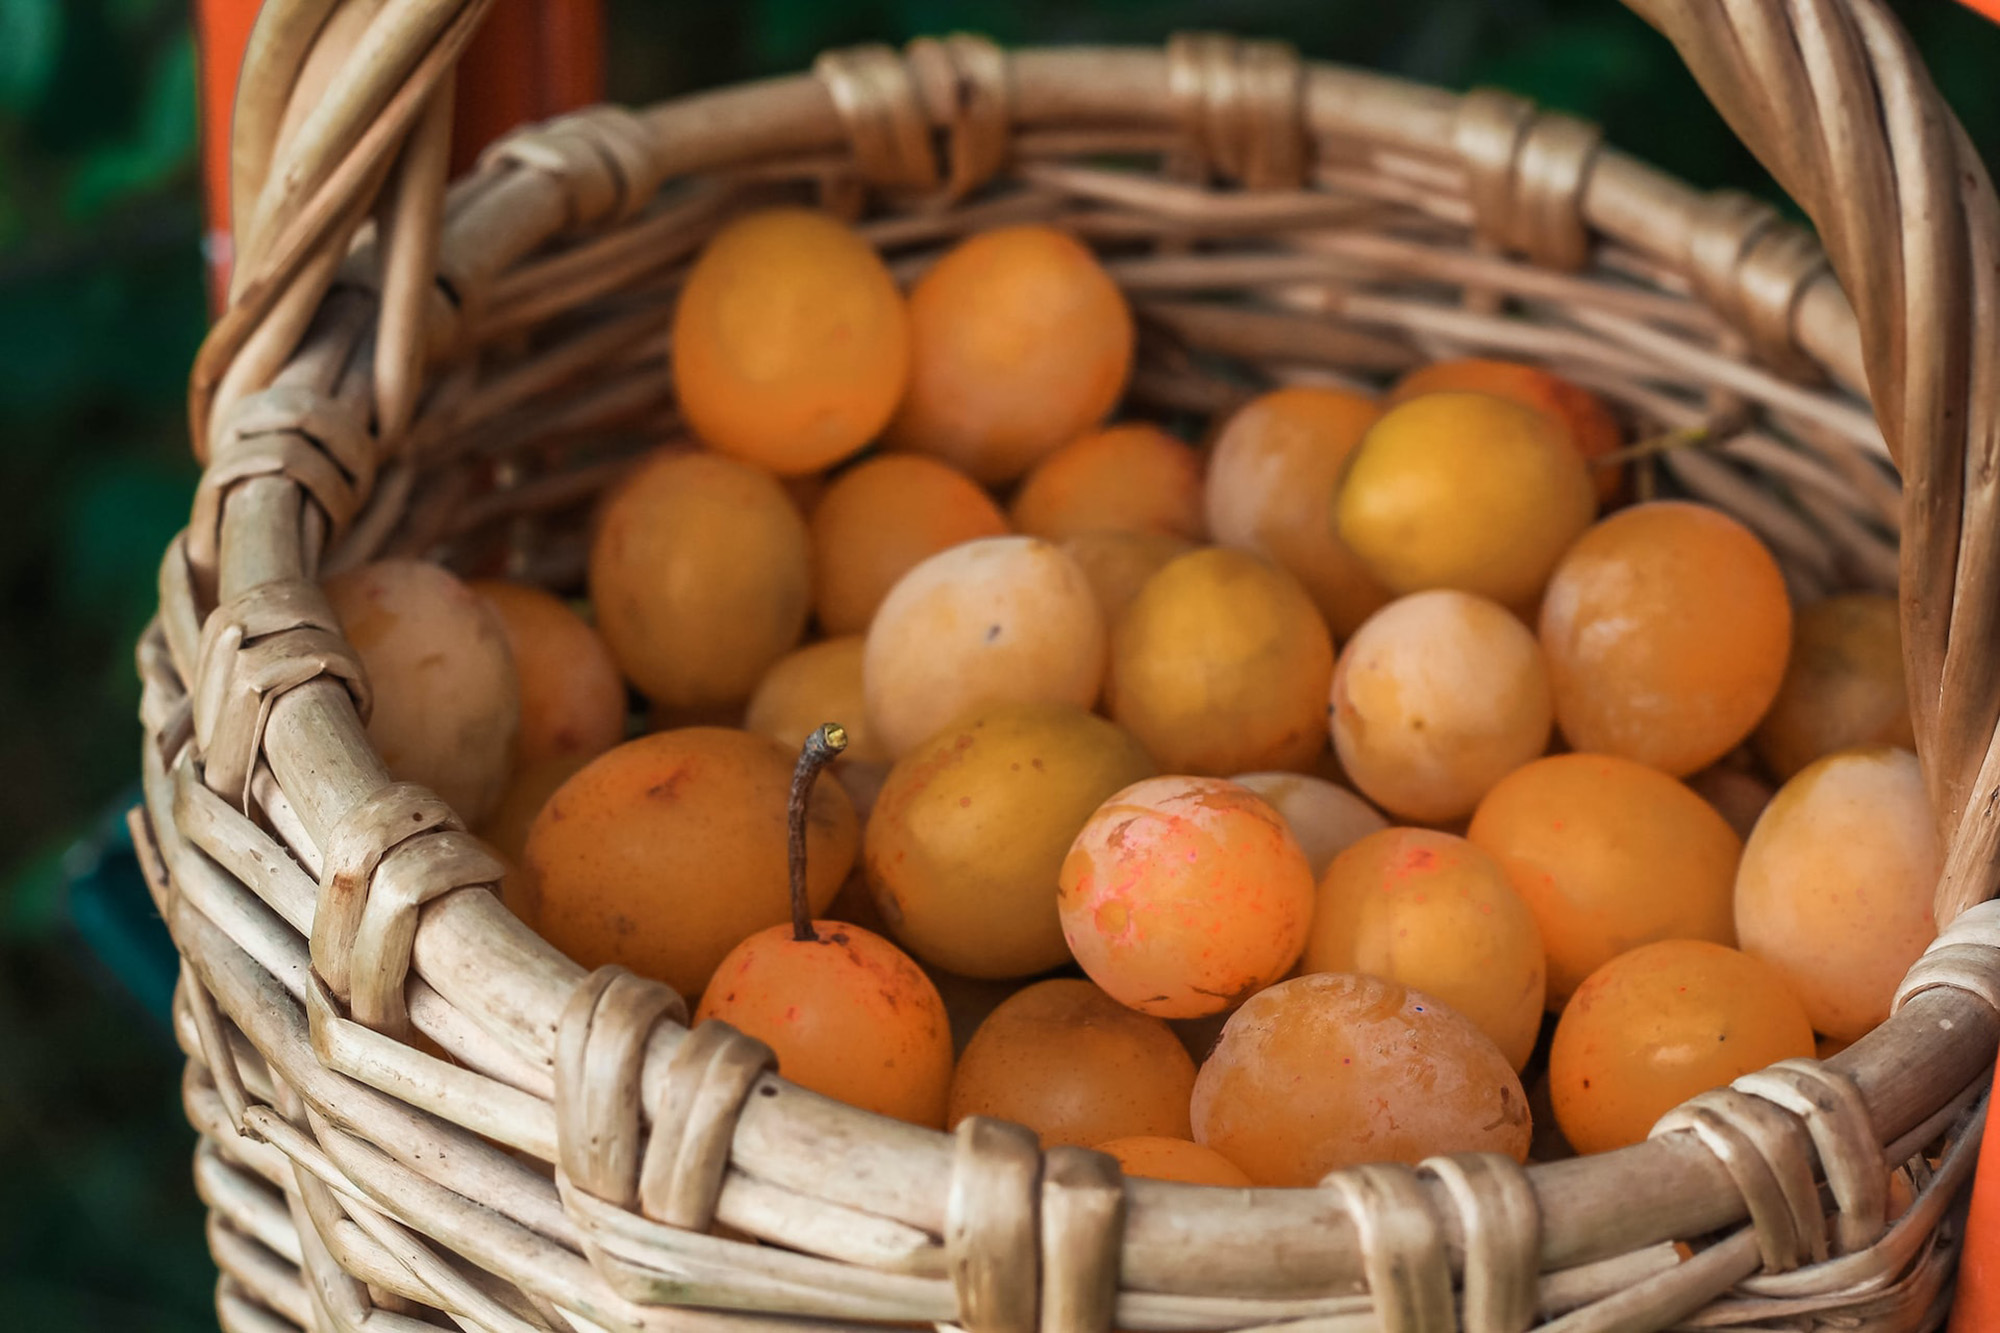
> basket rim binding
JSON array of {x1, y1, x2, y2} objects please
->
[{"x1": 146, "y1": 4, "x2": 2000, "y2": 1331}]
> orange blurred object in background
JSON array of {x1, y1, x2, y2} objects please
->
[{"x1": 192, "y1": 0, "x2": 605, "y2": 308}]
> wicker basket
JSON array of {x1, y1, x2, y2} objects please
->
[{"x1": 140, "y1": 1, "x2": 2000, "y2": 1329}]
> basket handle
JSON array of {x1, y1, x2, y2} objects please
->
[{"x1": 1621, "y1": 0, "x2": 2000, "y2": 925}]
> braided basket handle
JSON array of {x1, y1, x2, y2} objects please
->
[{"x1": 1623, "y1": 0, "x2": 2000, "y2": 926}]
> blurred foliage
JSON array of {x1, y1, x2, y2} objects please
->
[{"x1": 0, "y1": 1, "x2": 1995, "y2": 1330}]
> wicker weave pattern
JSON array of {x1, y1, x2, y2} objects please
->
[{"x1": 141, "y1": 4, "x2": 2000, "y2": 1331}]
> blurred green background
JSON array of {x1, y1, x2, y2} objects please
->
[{"x1": 1, "y1": 1, "x2": 1995, "y2": 1328}]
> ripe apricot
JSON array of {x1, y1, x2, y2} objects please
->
[
  {"x1": 1191, "y1": 973, "x2": 1531, "y2": 1185},
  {"x1": 1540, "y1": 501, "x2": 1791, "y2": 776},
  {"x1": 1388, "y1": 358, "x2": 1622, "y2": 503},
  {"x1": 744, "y1": 637, "x2": 886, "y2": 765},
  {"x1": 698, "y1": 920, "x2": 953, "y2": 1127},
  {"x1": 1549, "y1": 940, "x2": 1814, "y2": 1154},
  {"x1": 1204, "y1": 385, "x2": 1390, "y2": 638},
  {"x1": 519, "y1": 728, "x2": 855, "y2": 998},
  {"x1": 1058, "y1": 530, "x2": 1195, "y2": 637},
  {"x1": 1304, "y1": 828, "x2": 1546, "y2": 1069},
  {"x1": 1229, "y1": 771, "x2": 1387, "y2": 878},
  {"x1": 864, "y1": 702, "x2": 1155, "y2": 978},
  {"x1": 809, "y1": 455, "x2": 1009, "y2": 635},
  {"x1": 1754, "y1": 594, "x2": 1913, "y2": 780},
  {"x1": 1329, "y1": 590, "x2": 1553, "y2": 822},
  {"x1": 1096, "y1": 1136, "x2": 1251, "y2": 1187},
  {"x1": 1336, "y1": 392, "x2": 1595, "y2": 607},
  {"x1": 1110, "y1": 549, "x2": 1334, "y2": 775},
  {"x1": 470, "y1": 580, "x2": 626, "y2": 768},
  {"x1": 863, "y1": 536, "x2": 1105, "y2": 758},
  {"x1": 948, "y1": 978, "x2": 1196, "y2": 1147},
  {"x1": 885, "y1": 226, "x2": 1134, "y2": 482},
  {"x1": 1735, "y1": 747, "x2": 1938, "y2": 1042},
  {"x1": 671, "y1": 207, "x2": 908, "y2": 475},
  {"x1": 1010, "y1": 422, "x2": 1205, "y2": 542},
  {"x1": 1058, "y1": 776, "x2": 1313, "y2": 1018},
  {"x1": 590, "y1": 450, "x2": 809, "y2": 711},
  {"x1": 326, "y1": 559, "x2": 519, "y2": 824},
  {"x1": 1468, "y1": 753, "x2": 1740, "y2": 1008}
]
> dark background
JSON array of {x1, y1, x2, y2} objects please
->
[{"x1": 2, "y1": 1, "x2": 1996, "y2": 1328}]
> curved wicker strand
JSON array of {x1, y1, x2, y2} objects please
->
[{"x1": 1628, "y1": 0, "x2": 2000, "y2": 921}]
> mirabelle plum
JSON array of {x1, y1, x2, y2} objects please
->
[
  {"x1": 809, "y1": 455, "x2": 1009, "y2": 635},
  {"x1": 698, "y1": 920, "x2": 953, "y2": 1127},
  {"x1": 671, "y1": 208, "x2": 908, "y2": 475},
  {"x1": 1229, "y1": 771, "x2": 1387, "y2": 878},
  {"x1": 326, "y1": 559, "x2": 519, "y2": 824},
  {"x1": 864, "y1": 702, "x2": 1155, "y2": 978},
  {"x1": 1111, "y1": 549, "x2": 1334, "y2": 775},
  {"x1": 1335, "y1": 392, "x2": 1595, "y2": 607},
  {"x1": 1305, "y1": 828, "x2": 1546, "y2": 1070},
  {"x1": 590, "y1": 450, "x2": 809, "y2": 711},
  {"x1": 1096, "y1": 1136, "x2": 1251, "y2": 1187},
  {"x1": 470, "y1": 580, "x2": 626, "y2": 767},
  {"x1": 1388, "y1": 358, "x2": 1623, "y2": 503},
  {"x1": 1058, "y1": 776, "x2": 1313, "y2": 1017},
  {"x1": 1539, "y1": 501, "x2": 1791, "y2": 776},
  {"x1": 1468, "y1": 753, "x2": 1740, "y2": 1008},
  {"x1": 744, "y1": 637, "x2": 886, "y2": 764},
  {"x1": 1204, "y1": 385, "x2": 1390, "y2": 638},
  {"x1": 519, "y1": 728, "x2": 855, "y2": 998},
  {"x1": 1549, "y1": 939, "x2": 1814, "y2": 1154},
  {"x1": 1329, "y1": 590, "x2": 1553, "y2": 822},
  {"x1": 1058, "y1": 530, "x2": 1195, "y2": 640},
  {"x1": 1735, "y1": 747, "x2": 1938, "y2": 1042},
  {"x1": 1754, "y1": 594, "x2": 1913, "y2": 780},
  {"x1": 1010, "y1": 423, "x2": 1205, "y2": 542},
  {"x1": 1685, "y1": 766, "x2": 1774, "y2": 841},
  {"x1": 1190, "y1": 973, "x2": 1531, "y2": 1184},
  {"x1": 885, "y1": 226, "x2": 1134, "y2": 482},
  {"x1": 948, "y1": 978, "x2": 1196, "y2": 1147},
  {"x1": 863, "y1": 537, "x2": 1105, "y2": 758}
]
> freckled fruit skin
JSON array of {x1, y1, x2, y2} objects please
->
[
  {"x1": 520, "y1": 728, "x2": 855, "y2": 999},
  {"x1": 1305, "y1": 828, "x2": 1546, "y2": 1070},
  {"x1": 671, "y1": 208, "x2": 909, "y2": 476},
  {"x1": 948, "y1": 978, "x2": 1195, "y2": 1147},
  {"x1": 1754, "y1": 594, "x2": 1913, "y2": 780},
  {"x1": 1539, "y1": 501, "x2": 1791, "y2": 777},
  {"x1": 865, "y1": 703, "x2": 1156, "y2": 978},
  {"x1": 745, "y1": 636, "x2": 887, "y2": 764},
  {"x1": 1335, "y1": 391, "x2": 1596, "y2": 608},
  {"x1": 1329, "y1": 589, "x2": 1554, "y2": 822},
  {"x1": 326, "y1": 559, "x2": 520, "y2": 825},
  {"x1": 697, "y1": 921, "x2": 954, "y2": 1127},
  {"x1": 864, "y1": 536, "x2": 1106, "y2": 758},
  {"x1": 809, "y1": 455, "x2": 1009, "y2": 636},
  {"x1": 1058, "y1": 776, "x2": 1313, "y2": 1018},
  {"x1": 1229, "y1": 772, "x2": 1387, "y2": 879},
  {"x1": 589, "y1": 450, "x2": 810, "y2": 711},
  {"x1": 1387, "y1": 358, "x2": 1623, "y2": 504},
  {"x1": 1190, "y1": 973, "x2": 1531, "y2": 1185},
  {"x1": 1010, "y1": 423, "x2": 1206, "y2": 542},
  {"x1": 1549, "y1": 939, "x2": 1814, "y2": 1155},
  {"x1": 470, "y1": 580, "x2": 626, "y2": 768},
  {"x1": 1468, "y1": 753, "x2": 1740, "y2": 1009},
  {"x1": 1096, "y1": 1136, "x2": 1251, "y2": 1186},
  {"x1": 1735, "y1": 746, "x2": 1938, "y2": 1043},
  {"x1": 1204, "y1": 386, "x2": 1389, "y2": 638},
  {"x1": 1111, "y1": 548, "x2": 1335, "y2": 776},
  {"x1": 885, "y1": 225, "x2": 1134, "y2": 483}
]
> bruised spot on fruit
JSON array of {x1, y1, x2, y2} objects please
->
[{"x1": 646, "y1": 767, "x2": 693, "y2": 800}]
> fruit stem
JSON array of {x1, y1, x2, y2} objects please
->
[{"x1": 788, "y1": 723, "x2": 849, "y2": 943}]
